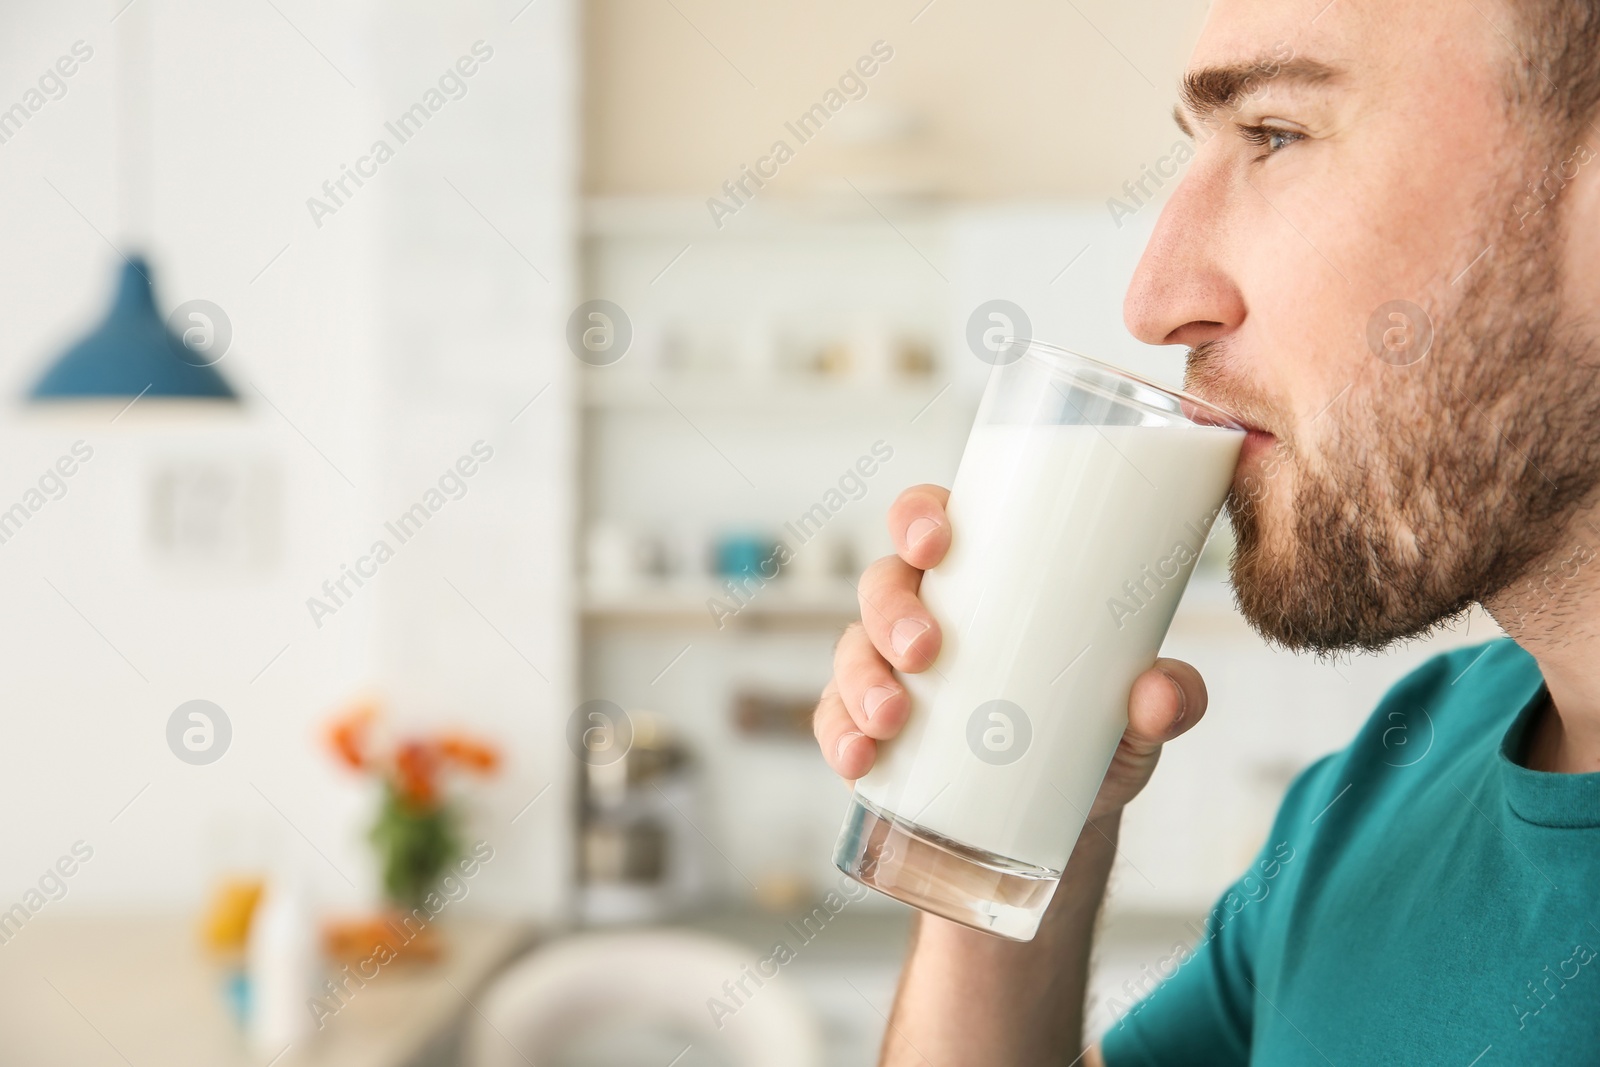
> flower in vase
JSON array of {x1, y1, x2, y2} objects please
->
[{"x1": 323, "y1": 701, "x2": 500, "y2": 909}]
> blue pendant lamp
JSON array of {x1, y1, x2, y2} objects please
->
[{"x1": 28, "y1": 255, "x2": 238, "y2": 402}]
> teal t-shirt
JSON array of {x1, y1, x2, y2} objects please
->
[{"x1": 1101, "y1": 637, "x2": 1600, "y2": 1065}]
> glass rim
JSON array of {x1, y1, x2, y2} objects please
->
[{"x1": 1007, "y1": 338, "x2": 1246, "y2": 432}]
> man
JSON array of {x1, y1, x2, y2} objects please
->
[{"x1": 811, "y1": 0, "x2": 1600, "y2": 1061}]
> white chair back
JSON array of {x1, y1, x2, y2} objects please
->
[{"x1": 466, "y1": 928, "x2": 824, "y2": 1067}]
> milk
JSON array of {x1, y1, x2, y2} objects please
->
[{"x1": 854, "y1": 421, "x2": 1243, "y2": 872}]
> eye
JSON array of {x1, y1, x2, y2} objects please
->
[{"x1": 1237, "y1": 122, "x2": 1305, "y2": 157}]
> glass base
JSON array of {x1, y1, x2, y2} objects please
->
[{"x1": 833, "y1": 794, "x2": 1060, "y2": 941}]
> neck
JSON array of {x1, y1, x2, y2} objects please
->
[{"x1": 1484, "y1": 510, "x2": 1600, "y2": 773}]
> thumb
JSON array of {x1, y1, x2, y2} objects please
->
[{"x1": 1125, "y1": 657, "x2": 1207, "y2": 755}]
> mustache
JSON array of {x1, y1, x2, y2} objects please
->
[{"x1": 1184, "y1": 339, "x2": 1285, "y2": 437}]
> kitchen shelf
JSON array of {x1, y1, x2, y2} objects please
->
[
  {"x1": 583, "y1": 193, "x2": 949, "y2": 238},
  {"x1": 581, "y1": 573, "x2": 1242, "y2": 631},
  {"x1": 582, "y1": 374, "x2": 978, "y2": 420},
  {"x1": 582, "y1": 580, "x2": 861, "y2": 630}
]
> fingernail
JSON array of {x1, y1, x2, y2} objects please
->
[
  {"x1": 891, "y1": 619, "x2": 929, "y2": 658},
  {"x1": 836, "y1": 731, "x2": 865, "y2": 762},
  {"x1": 906, "y1": 516, "x2": 941, "y2": 549},
  {"x1": 863, "y1": 685, "x2": 897, "y2": 721},
  {"x1": 1163, "y1": 671, "x2": 1187, "y2": 723}
]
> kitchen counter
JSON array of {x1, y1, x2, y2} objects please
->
[{"x1": 0, "y1": 915, "x2": 535, "y2": 1067}]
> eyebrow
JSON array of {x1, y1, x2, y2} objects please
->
[{"x1": 1174, "y1": 56, "x2": 1343, "y2": 136}]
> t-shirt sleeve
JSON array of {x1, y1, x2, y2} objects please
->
[{"x1": 1098, "y1": 754, "x2": 1339, "y2": 1067}]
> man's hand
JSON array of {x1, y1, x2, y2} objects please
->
[
  {"x1": 813, "y1": 482, "x2": 1208, "y2": 821},
  {"x1": 812, "y1": 483, "x2": 1212, "y2": 1065}
]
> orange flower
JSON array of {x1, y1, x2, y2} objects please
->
[
  {"x1": 327, "y1": 702, "x2": 378, "y2": 771},
  {"x1": 394, "y1": 739, "x2": 440, "y2": 807},
  {"x1": 438, "y1": 732, "x2": 500, "y2": 774},
  {"x1": 324, "y1": 698, "x2": 500, "y2": 810}
]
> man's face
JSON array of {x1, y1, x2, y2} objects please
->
[{"x1": 1125, "y1": 0, "x2": 1600, "y2": 653}]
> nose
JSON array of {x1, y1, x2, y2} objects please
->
[{"x1": 1123, "y1": 165, "x2": 1246, "y2": 349}]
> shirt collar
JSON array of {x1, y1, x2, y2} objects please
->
[{"x1": 1499, "y1": 664, "x2": 1600, "y2": 829}]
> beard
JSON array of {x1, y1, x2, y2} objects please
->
[{"x1": 1186, "y1": 194, "x2": 1600, "y2": 656}]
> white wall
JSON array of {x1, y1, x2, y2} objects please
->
[
  {"x1": 0, "y1": 0, "x2": 576, "y2": 919},
  {"x1": 582, "y1": 0, "x2": 1211, "y2": 199}
]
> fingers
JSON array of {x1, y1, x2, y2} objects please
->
[
  {"x1": 1123, "y1": 657, "x2": 1208, "y2": 756},
  {"x1": 858, "y1": 554, "x2": 941, "y2": 672},
  {"x1": 814, "y1": 678, "x2": 878, "y2": 780},
  {"x1": 887, "y1": 484, "x2": 951, "y2": 571},
  {"x1": 831, "y1": 623, "x2": 909, "y2": 739},
  {"x1": 814, "y1": 480, "x2": 950, "y2": 784}
]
